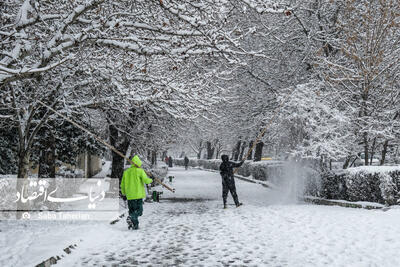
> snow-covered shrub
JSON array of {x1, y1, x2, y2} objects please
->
[
  {"x1": 345, "y1": 170, "x2": 383, "y2": 203},
  {"x1": 320, "y1": 171, "x2": 348, "y2": 200},
  {"x1": 237, "y1": 162, "x2": 251, "y2": 177},
  {"x1": 248, "y1": 162, "x2": 268, "y2": 181},
  {"x1": 321, "y1": 166, "x2": 400, "y2": 205},
  {"x1": 379, "y1": 172, "x2": 399, "y2": 205}
]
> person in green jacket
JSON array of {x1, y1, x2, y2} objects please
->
[{"x1": 121, "y1": 155, "x2": 153, "y2": 230}]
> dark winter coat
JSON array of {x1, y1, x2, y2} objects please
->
[
  {"x1": 219, "y1": 155, "x2": 243, "y2": 178},
  {"x1": 184, "y1": 156, "x2": 189, "y2": 166}
]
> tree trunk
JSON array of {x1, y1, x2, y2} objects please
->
[
  {"x1": 380, "y1": 140, "x2": 389, "y2": 165},
  {"x1": 369, "y1": 137, "x2": 376, "y2": 165},
  {"x1": 233, "y1": 139, "x2": 241, "y2": 161},
  {"x1": 17, "y1": 151, "x2": 31, "y2": 178},
  {"x1": 197, "y1": 141, "x2": 203, "y2": 159},
  {"x1": 254, "y1": 142, "x2": 264, "y2": 162},
  {"x1": 215, "y1": 144, "x2": 221, "y2": 159},
  {"x1": 147, "y1": 149, "x2": 152, "y2": 161},
  {"x1": 343, "y1": 156, "x2": 351, "y2": 169},
  {"x1": 151, "y1": 150, "x2": 157, "y2": 167},
  {"x1": 206, "y1": 141, "x2": 215, "y2": 159},
  {"x1": 16, "y1": 151, "x2": 31, "y2": 218},
  {"x1": 363, "y1": 132, "x2": 369, "y2": 166},
  {"x1": 39, "y1": 130, "x2": 56, "y2": 178},
  {"x1": 109, "y1": 124, "x2": 130, "y2": 181},
  {"x1": 239, "y1": 141, "x2": 246, "y2": 160},
  {"x1": 247, "y1": 141, "x2": 254, "y2": 160}
]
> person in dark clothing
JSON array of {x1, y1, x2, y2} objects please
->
[
  {"x1": 184, "y1": 156, "x2": 189, "y2": 170},
  {"x1": 219, "y1": 154, "x2": 244, "y2": 209},
  {"x1": 168, "y1": 156, "x2": 173, "y2": 167}
]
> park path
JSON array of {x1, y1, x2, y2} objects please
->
[{"x1": 56, "y1": 167, "x2": 400, "y2": 267}]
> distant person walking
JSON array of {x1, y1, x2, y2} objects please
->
[
  {"x1": 168, "y1": 156, "x2": 173, "y2": 167},
  {"x1": 121, "y1": 155, "x2": 153, "y2": 230},
  {"x1": 219, "y1": 155, "x2": 244, "y2": 209},
  {"x1": 184, "y1": 156, "x2": 189, "y2": 170}
]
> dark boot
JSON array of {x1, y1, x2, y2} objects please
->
[{"x1": 126, "y1": 216, "x2": 134, "y2": 230}]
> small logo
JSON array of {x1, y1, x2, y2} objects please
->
[{"x1": 22, "y1": 212, "x2": 31, "y2": 220}]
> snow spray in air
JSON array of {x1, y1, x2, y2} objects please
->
[{"x1": 269, "y1": 160, "x2": 321, "y2": 204}]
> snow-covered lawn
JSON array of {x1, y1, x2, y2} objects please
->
[{"x1": 1, "y1": 167, "x2": 400, "y2": 266}]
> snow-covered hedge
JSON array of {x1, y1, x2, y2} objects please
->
[{"x1": 321, "y1": 166, "x2": 400, "y2": 205}]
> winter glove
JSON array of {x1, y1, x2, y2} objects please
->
[{"x1": 121, "y1": 195, "x2": 127, "y2": 201}]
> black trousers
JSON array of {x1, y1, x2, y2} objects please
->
[
  {"x1": 222, "y1": 176, "x2": 239, "y2": 206},
  {"x1": 127, "y1": 199, "x2": 143, "y2": 227}
]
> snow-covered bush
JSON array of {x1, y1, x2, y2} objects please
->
[
  {"x1": 320, "y1": 172, "x2": 348, "y2": 200},
  {"x1": 344, "y1": 170, "x2": 382, "y2": 203},
  {"x1": 321, "y1": 166, "x2": 400, "y2": 205}
]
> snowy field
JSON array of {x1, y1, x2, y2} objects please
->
[{"x1": 1, "y1": 166, "x2": 400, "y2": 266}]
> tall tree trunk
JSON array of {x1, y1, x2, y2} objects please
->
[
  {"x1": 39, "y1": 129, "x2": 56, "y2": 178},
  {"x1": 363, "y1": 132, "x2": 369, "y2": 166},
  {"x1": 380, "y1": 140, "x2": 389, "y2": 166},
  {"x1": 215, "y1": 144, "x2": 220, "y2": 159},
  {"x1": 16, "y1": 151, "x2": 30, "y2": 218},
  {"x1": 109, "y1": 124, "x2": 130, "y2": 182},
  {"x1": 361, "y1": 91, "x2": 369, "y2": 166},
  {"x1": 233, "y1": 139, "x2": 241, "y2": 161},
  {"x1": 247, "y1": 141, "x2": 254, "y2": 160},
  {"x1": 254, "y1": 142, "x2": 264, "y2": 162},
  {"x1": 239, "y1": 141, "x2": 246, "y2": 160},
  {"x1": 197, "y1": 141, "x2": 203, "y2": 159},
  {"x1": 17, "y1": 151, "x2": 31, "y2": 178},
  {"x1": 206, "y1": 141, "x2": 215, "y2": 159},
  {"x1": 151, "y1": 150, "x2": 157, "y2": 167},
  {"x1": 369, "y1": 137, "x2": 376, "y2": 165},
  {"x1": 147, "y1": 149, "x2": 151, "y2": 161}
]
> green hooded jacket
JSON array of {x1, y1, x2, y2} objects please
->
[{"x1": 121, "y1": 155, "x2": 153, "y2": 200}]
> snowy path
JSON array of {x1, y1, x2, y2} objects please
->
[{"x1": 54, "y1": 167, "x2": 400, "y2": 267}]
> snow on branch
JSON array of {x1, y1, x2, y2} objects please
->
[
  {"x1": 239, "y1": 0, "x2": 291, "y2": 14},
  {"x1": 0, "y1": 57, "x2": 70, "y2": 83}
]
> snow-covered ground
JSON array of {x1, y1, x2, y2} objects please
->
[{"x1": 2, "y1": 166, "x2": 400, "y2": 266}]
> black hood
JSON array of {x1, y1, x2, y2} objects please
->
[{"x1": 221, "y1": 155, "x2": 229, "y2": 162}]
